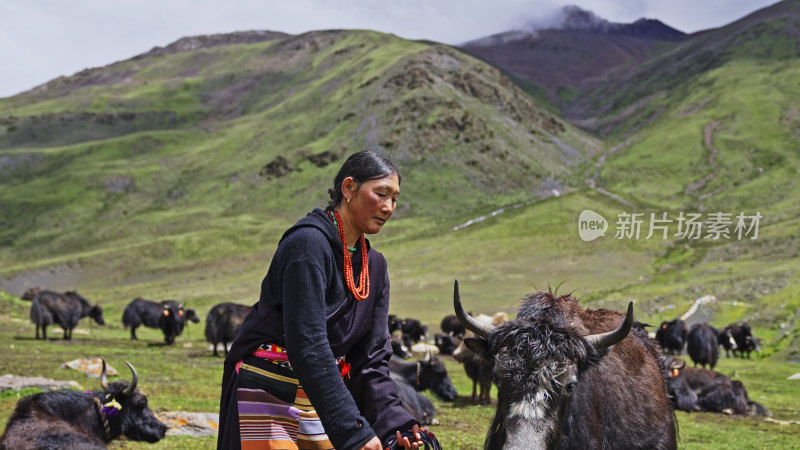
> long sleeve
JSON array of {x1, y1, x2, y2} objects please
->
[
  {"x1": 280, "y1": 245, "x2": 376, "y2": 449},
  {"x1": 346, "y1": 266, "x2": 418, "y2": 443}
]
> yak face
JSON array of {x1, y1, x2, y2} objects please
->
[
  {"x1": 101, "y1": 381, "x2": 167, "y2": 443},
  {"x1": 455, "y1": 281, "x2": 633, "y2": 450},
  {"x1": 99, "y1": 361, "x2": 166, "y2": 443},
  {"x1": 418, "y1": 357, "x2": 458, "y2": 402},
  {"x1": 466, "y1": 318, "x2": 603, "y2": 448},
  {"x1": 90, "y1": 305, "x2": 105, "y2": 325},
  {"x1": 65, "y1": 291, "x2": 105, "y2": 325},
  {"x1": 185, "y1": 308, "x2": 200, "y2": 323},
  {"x1": 159, "y1": 303, "x2": 185, "y2": 345}
]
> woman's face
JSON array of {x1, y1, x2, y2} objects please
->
[{"x1": 345, "y1": 173, "x2": 400, "y2": 235}]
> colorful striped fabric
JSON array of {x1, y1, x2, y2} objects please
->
[{"x1": 237, "y1": 356, "x2": 334, "y2": 450}]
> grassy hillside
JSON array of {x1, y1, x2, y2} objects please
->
[
  {"x1": 566, "y1": 0, "x2": 800, "y2": 135},
  {"x1": 0, "y1": 29, "x2": 600, "y2": 280}
]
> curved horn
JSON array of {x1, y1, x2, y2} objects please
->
[
  {"x1": 453, "y1": 280, "x2": 493, "y2": 339},
  {"x1": 100, "y1": 358, "x2": 109, "y2": 389},
  {"x1": 669, "y1": 358, "x2": 686, "y2": 370},
  {"x1": 586, "y1": 302, "x2": 634, "y2": 350},
  {"x1": 122, "y1": 361, "x2": 138, "y2": 397}
]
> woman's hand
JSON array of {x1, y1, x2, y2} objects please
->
[
  {"x1": 395, "y1": 424, "x2": 423, "y2": 449},
  {"x1": 359, "y1": 436, "x2": 383, "y2": 450}
]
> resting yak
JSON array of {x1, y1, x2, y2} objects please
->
[
  {"x1": 389, "y1": 354, "x2": 458, "y2": 402},
  {"x1": 665, "y1": 357, "x2": 770, "y2": 416},
  {"x1": 454, "y1": 280, "x2": 676, "y2": 450},
  {"x1": 0, "y1": 360, "x2": 166, "y2": 449}
]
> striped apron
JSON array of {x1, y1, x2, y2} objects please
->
[{"x1": 236, "y1": 345, "x2": 341, "y2": 450}]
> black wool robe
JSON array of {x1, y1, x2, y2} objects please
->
[{"x1": 217, "y1": 208, "x2": 417, "y2": 449}]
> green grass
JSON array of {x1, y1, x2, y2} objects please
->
[{"x1": 1, "y1": 291, "x2": 798, "y2": 450}]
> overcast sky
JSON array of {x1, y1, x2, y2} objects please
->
[{"x1": 0, "y1": 0, "x2": 779, "y2": 98}]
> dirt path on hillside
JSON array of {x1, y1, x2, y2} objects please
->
[
  {"x1": 685, "y1": 120, "x2": 724, "y2": 210},
  {"x1": 583, "y1": 137, "x2": 638, "y2": 207}
]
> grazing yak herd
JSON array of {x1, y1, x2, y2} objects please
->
[{"x1": 6, "y1": 284, "x2": 771, "y2": 448}]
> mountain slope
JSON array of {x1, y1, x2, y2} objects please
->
[
  {"x1": 573, "y1": 1, "x2": 800, "y2": 359},
  {"x1": 566, "y1": 0, "x2": 800, "y2": 135},
  {"x1": 461, "y1": 6, "x2": 686, "y2": 106},
  {"x1": 0, "y1": 29, "x2": 600, "y2": 274}
]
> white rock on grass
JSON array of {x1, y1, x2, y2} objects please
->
[{"x1": 0, "y1": 374, "x2": 81, "y2": 392}]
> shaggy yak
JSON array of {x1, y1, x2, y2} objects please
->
[
  {"x1": 454, "y1": 280, "x2": 676, "y2": 449},
  {"x1": 0, "y1": 360, "x2": 166, "y2": 449}
]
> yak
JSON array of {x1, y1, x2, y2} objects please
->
[
  {"x1": 655, "y1": 318, "x2": 688, "y2": 355},
  {"x1": 440, "y1": 314, "x2": 466, "y2": 338},
  {"x1": 721, "y1": 323, "x2": 759, "y2": 358},
  {"x1": 30, "y1": 290, "x2": 105, "y2": 340},
  {"x1": 204, "y1": 302, "x2": 251, "y2": 356},
  {"x1": 21, "y1": 287, "x2": 42, "y2": 301},
  {"x1": 665, "y1": 358, "x2": 770, "y2": 416},
  {"x1": 687, "y1": 323, "x2": 719, "y2": 369},
  {"x1": 454, "y1": 280, "x2": 676, "y2": 449},
  {"x1": 390, "y1": 334, "x2": 413, "y2": 359},
  {"x1": 452, "y1": 312, "x2": 507, "y2": 405},
  {"x1": 389, "y1": 354, "x2": 458, "y2": 402},
  {"x1": 0, "y1": 360, "x2": 166, "y2": 449},
  {"x1": 717, "y1": 326, "x2": 738, "y2": 358},
  {"x1": 122, "y1": 298, "x2": 196, "y2": 345},
  {"x1": 434, "y1": 332, "x2": 459, "y2": 356},
  {"x1": 388, "y1": 314, "x2": 403, "y2": 334},
  {"x1": 390, "y1": 372, "x2": 438, "y2": 426}
]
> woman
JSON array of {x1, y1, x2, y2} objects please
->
[{"x1": 218, "y1": 151, "x2": 431, "y2": 450}]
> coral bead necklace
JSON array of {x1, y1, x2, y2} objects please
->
[{"x1": 330, "y1": 210, "x2": 369, "y2": 300}]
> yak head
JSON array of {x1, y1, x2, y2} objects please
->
[
  {"x1": 416, "y1": 352, "x2": 458, "y2": 401},
  {"x1": 159, "y1": 302, "x2": 186, "y2": 344},
  {"x1": 90, "y1": 305, "x2": 105, "y2": 325},
  {"x1": 66, "y1": 291, "x2": 105, "y2": 325},
  {"x1": 98, "y1": 359, "x2": 167, "y2": 443},
  {"x1": 184, "y1": 307, "x2": 200, "y2": 324},
  {"x1": 454, "y1": 280, "x2": 633, "y2": 449}
]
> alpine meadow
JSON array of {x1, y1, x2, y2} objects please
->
[{"x1": 1, "y1": 2, "x2": 799, "y2": 449}]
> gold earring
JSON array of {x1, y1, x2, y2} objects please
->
[{"x1": 347, "y1": 198, "x2": 350, "y2": 203}]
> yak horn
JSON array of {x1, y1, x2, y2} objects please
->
[
  {"x1": 670, "y1": 358, "x2": 686, "y2": 370},
  {"x1": 100, "y1": 358, "x2": 109, "y2": 389},
  {"x1": 453, "y1": 280, "x2": 493, "y2": 339},
  {"x1": 586, "y1": 302, "x2": 634, "y2": 350},
  {"x1": 122, "y1": 361, "x2": 138, "y2": 397}
]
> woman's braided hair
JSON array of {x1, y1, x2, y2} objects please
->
[{"x1": 326, "y1": 150, "x2": 401, "y2": 210}]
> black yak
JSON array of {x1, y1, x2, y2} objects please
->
[
  {"x1": 665, "y1": 357, "x2": 770, "y2": 416},
  {"x1": 0, "y1": 360, "x2": 166, "y2": 449},
  {"x1": 204, "y1": 302, "x2": 251, "y2": 356},
  {"x1": 655, "y1": 318, "x2": 688, "y2": 355},
  {"x1": 122, "y1": 297, "x2": 193, "y2": 345},
  {"x1": 389, "y1": 354, "x2": 458, "y2": 402},
  {"x1": 390, "y1": 373, "x2": 438, "y2": 426},
  {"x1": 687, "y1": 323, "x2": 719, "y2": 369},
  {"x1": 30, "y1": 290, "x2": 105, "y2": 340}
]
